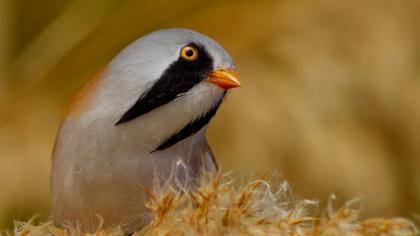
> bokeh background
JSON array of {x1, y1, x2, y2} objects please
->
[{"x1": 1, "y1": 0, "x2": 420, "y2": 229}]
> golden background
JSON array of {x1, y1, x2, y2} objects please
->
[{"x1": 1, "y1": 0, "x2": 419, "y2": 228}]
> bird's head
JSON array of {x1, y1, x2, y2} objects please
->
[{"x1": 67, "y1": 29, "x2": 240, "y2": 152}]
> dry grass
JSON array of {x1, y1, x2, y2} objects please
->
[{"x1": 4, "y1": 172, "x2": 418, "y2": 236}]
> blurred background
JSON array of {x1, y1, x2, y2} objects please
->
[{"x1": 1, "y1": 0, "x2": 420, "y2": 229}]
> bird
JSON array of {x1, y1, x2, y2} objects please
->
[{"x1": 50, "y1": 28, "x2": 240, "y2": 233}]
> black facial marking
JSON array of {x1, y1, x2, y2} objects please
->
[
  {"x1": 152, "y1": 92, "x2": 226, "y2": 152},
  {"x1": 115, "y1": 43, "x2": 213, "y2": 125}
]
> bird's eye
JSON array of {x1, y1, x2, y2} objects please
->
[{"x1": 180, "y1": 46, "x2": 198, "y2": 61}]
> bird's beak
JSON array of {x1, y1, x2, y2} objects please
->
[{"x1": 208, "y1": 69, "x2": 241, "y2": 89}]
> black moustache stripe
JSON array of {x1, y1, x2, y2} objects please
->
[
  {"x1": 115, "y1": 43, "x2": 213, "y2": 125},
  {"x1": 152, "y1": 92, "x2": 225, "y2": 152}
]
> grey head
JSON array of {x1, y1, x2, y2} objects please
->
[{"x1": 95, "y1": 28, "x2": 240, "y2": 152}]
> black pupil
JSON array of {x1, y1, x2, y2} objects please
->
[{"x1": 185, "y1": 48, "x2": 194, "y2": 57}]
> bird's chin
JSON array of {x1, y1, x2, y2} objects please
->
[
  {"x1": 128, "y1": 82, "x2": 224, "y2": 152},
  {"x1": 185, "y1": 81, "x2": 225, "y2": 110},
  {"x1": 169, "y1": 81, "x2": 224, "y2": 125}
]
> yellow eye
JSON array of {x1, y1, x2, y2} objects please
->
[{"x1": 180, "y1": 46, "x2": 198, "y2": 61}]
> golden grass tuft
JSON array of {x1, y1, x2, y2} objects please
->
[{"x1": 5, "y1": 172, "x2": 419, "y2": 236}]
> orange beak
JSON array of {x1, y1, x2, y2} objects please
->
[{"x1": 208, "y1": 69, "x2": 241, "y2": 89}]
